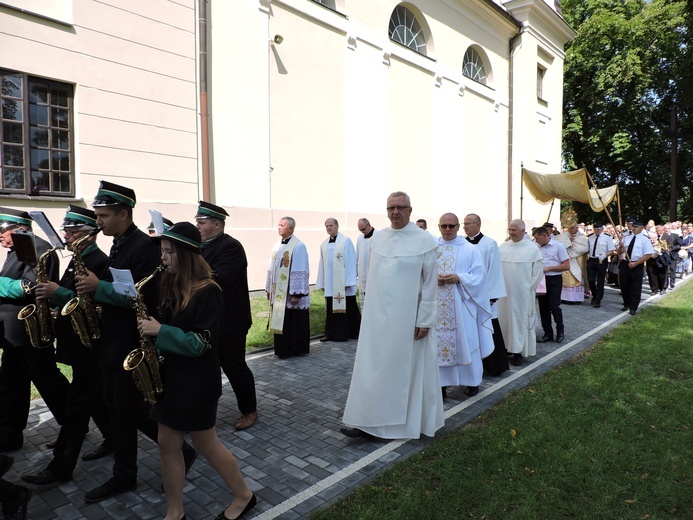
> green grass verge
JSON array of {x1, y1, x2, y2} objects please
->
[
  {"x1": 312, "y1": 285, "x2": 693, "y2": 520},
  {"x1": 247, "y1": 289, "x2": 326, "y2": 350}
]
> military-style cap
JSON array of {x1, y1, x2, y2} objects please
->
[
  {"x1": 625, "y1": 216, "x2": 635, "y2": 223},
  {"x1": 593, "y1": 222, "x2": 604, "y2": 229},
  {"x1": 155, "y1": 222, "x2": 201, "y2": 253},
  {"x1": 0, "y1": 207, "x2": 32, "y2": 228},
  {"x1": 632, "y1": 219, "x2": 645, "y2": 227},
  {"x1": 195, "y1": 201, "x2": 229, "y2": 221},
  {"x1": 93, "y1": 180, "x2": 136, "y2": 208},
  {"x1": 63, "y1": 205, "x2": 98, "y2": 229}
]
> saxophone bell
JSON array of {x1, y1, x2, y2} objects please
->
[{"x1": 18, "y1": 304, "x2": 52, "y2": 349}]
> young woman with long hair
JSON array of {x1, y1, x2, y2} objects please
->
[{"x1": 137, "y1": 222, "x2": 256, "y2": 520}]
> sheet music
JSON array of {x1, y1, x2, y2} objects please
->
[
  {"x1": 149, "y1": 209, "x2": 164, "y2": 237},
  {"x1": 29, "y1": 211, "x2": 64, "y2": 249},
  {"x1": 109, "y1": 268, "x2": 137, "y2": 298}
]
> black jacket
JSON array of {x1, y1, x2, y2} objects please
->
[
  {"x1": 201, "y1": 233, "x2": 252, "y2": 335},
  {"x1": 0, "y1": 235, "x2": 59, "y2": 348},
  {"x1": 95, "y1": 224, "x2": 161, "y2": 369}
]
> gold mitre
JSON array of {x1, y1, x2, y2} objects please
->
[{"x1": 560, "y1": 207, "x2": 579, "y2": 229}]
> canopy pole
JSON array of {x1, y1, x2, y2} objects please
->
[
  {"x1": 520, "y1": 164, "x2": 524, "y2": 220},
  {"x1": 583, "y1": 166, "x2": 629, "y2": 262},
  {"x1": 546, "y1": 200, "x2": 555, "y2": 226}
]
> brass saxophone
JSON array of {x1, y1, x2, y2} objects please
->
[
  {"x1": 61, "y1": 227, "x2": 102, "y2": 348},
  {"x1": 123, "y1": 266, "x2": 165, "y2": 404},
  {"x1": 17, "y1": 247, "x2": 57, "y2": 349}
]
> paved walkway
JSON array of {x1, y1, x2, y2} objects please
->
[{"x1": 5, "y1": 277, "x2": 687, "y2": 519}]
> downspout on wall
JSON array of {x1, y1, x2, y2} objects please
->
[
  {"x1": 507, "y1": 26, "x2": 524, "y2": 225},
  {"x1": 199, "y1": 0, "x2": 211, "y2": 202}
]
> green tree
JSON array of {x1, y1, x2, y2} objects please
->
[{"x1": 561, "y1": 0, "x2": 689, "y2": 223}]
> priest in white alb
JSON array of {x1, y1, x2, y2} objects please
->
[
  {"x1": 341, "y1": 192, "x2": 444, "y2": 440},
  {"x1": 316, "y1": 218, "x2": 361, "y2": 342},
  {"x1": 266, "y1": 216, "x2": 310, "y2": 359},
  {"x1": 498, "y1": 219, "x2": 544, "y2": 367},
  {"x1": 463, "y1": 213, "x2": 509, "y2": 376},
  {"x1": 556, "y1": 208, "x2": 589, "y2": 303},
  {"x1": 436, "y1": 213, "x2": 494, "y2": 398},
  {"x1": 356, "y1": 218, "x2": 377, "y2": 309}
]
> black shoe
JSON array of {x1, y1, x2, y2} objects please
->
[
  {"x1": 621, "y1": 305, "x2": 629, "y2": 311},
  {"x1": 214, "y1": 494, "x2": 257, "y2": 520},
  {"x1": 3, "y1": 485, "x2": 31, "y2": 519},
  {"x1": 629, "y1": 309, "x2": 637, "y2": 315},
  {"x1": 593, "y1": 302, "x2": 601, "y2": 308},
  {"x1": 183, "y1": 446, "x2": 198, "y2": 476},
  {"x1": 537, "y1": 335, "x2": 553, "y2": 343},
  {"x1": 0, "y1": 454, "x2": 13, "y2": 477},
  {"x1": 319, "y1": 336, "x2": 331, "y2": 343},
  {"x1": 555, "y1": 332, "x2": 564, "y2": 343},
  {"x1": 511, "y1": 354, "x2": 522, "y2": 366},
  {"x1": 21, "y1": 469, "x2": 71, "y2": 485},
  {"x1": 465, "y1": 386, "x2": 479, "y2": 397},
  {"x1": 84, "y1": 478, "x2": 137, "y2": 503},
  {"x1": 45, "y1": 440, "x2": 56, "y2": 450},
  {"x1": 81, "y1": 441, "x2": 112, "y2": 461},
  {"x1": 340, "y1": 427, "x2": 373, "y2": 439}
]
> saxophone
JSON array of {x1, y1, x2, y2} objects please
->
[
  {"x1": 61, "y1": 227, "x2": 102, "y2": 348},
  {"x1": 123, "y1": 266, "x2": 165, "y2": 404},
  {"x1": 17, "y1": 247, "x2": 56, "y2": 349}
]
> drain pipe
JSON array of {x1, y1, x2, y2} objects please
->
[
  {"x1": 507, "y1": 26, "x2": 524, "y2": 223},
  {"x1": 199, "y1": 0, "x2": 211, "y2": 201}
]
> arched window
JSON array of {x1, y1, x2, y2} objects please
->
[
  {"x1": 462, "y1": 47, "x2": 487, "y2": 85},
  {"x1": 388, "y1": 5, "x2": 427, "y2": 56}
]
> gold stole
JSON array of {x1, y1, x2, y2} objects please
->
[
  {"x1": 269, "y1": 238, "x2": 299, "y2": 334},
  {"x1": 321, "y1": 235, "x2": 347, "y2": 313}
]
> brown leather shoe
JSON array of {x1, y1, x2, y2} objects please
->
[{"x1": 235, "y1": 411, "x2": 258, "y2": 431}]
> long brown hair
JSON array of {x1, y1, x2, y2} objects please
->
[{"x1": 158, "y1": 240, "x2": 218, "y2": 317}]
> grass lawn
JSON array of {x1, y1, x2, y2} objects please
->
[{"x1": 312, "y1": 284, "x2": 693, "y2": 519}]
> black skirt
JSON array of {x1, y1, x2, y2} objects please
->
[{"x1": 151, "y1": 400, "x2": 218, "y2": 432}]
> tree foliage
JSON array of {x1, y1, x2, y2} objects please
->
[{"x1": 561, "y1": 0, "x2": 690, "y2": 223}]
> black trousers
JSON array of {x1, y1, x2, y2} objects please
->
[
  {"x1": 668, "y1": 256, "x2": 678, "y2": 288},
  {"x1": 482, "y1": 318, "x2": 509, "y2": 376},
  {"x1": 646, "y1": 260, "x2": 667, "y2": 293},
  {"x1": 0, "y1": 344, "x2": 70, "y2": 447},
  {"x1": 537, "y1": 275, "x2": 563, "y2": 337},
  {"x1": 102, "y1": 368, "x2": 158, "y2": 485},
  {"x1": 586, "y1": 258, "x2": 608, "y2": 303},
  {"x1": 218, "y1": 330, "x2": 257, "y2": 415},
  {"x1": 274, "y1": 308, "x2": 310, "y2": 357},
  {"x1": 324, "y1": 296, "x2": 361, "y2": 341},
  {"x1": 619, "y1": 260, "x2": 645, "y2": 311},
  {"x1": 46, "y1": 351, "x2": 110, "y2": 476}
]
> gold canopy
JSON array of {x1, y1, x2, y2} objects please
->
[{"x1": 522, "y1": 167, "x2": 618, "y2": 212}]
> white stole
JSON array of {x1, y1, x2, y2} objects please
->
[
  {"x1": 321, "y1": 235, "x2": 347, "y2": 313},
  {"x1": 269, "y1": 238, "x2": 298, "y2": 333}
]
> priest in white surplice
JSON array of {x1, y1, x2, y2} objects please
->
[
  {"x1": 498, "y1": 219, "x2": 544, "y2": 367},
  {"x1": 463, "y1": 213, "x2": 509, "y2": 376},
  {"x1": 436, "y1": 213, "x2": 494, "y2": 398},
  {"x1": 341, "y1": 192, "x2": 444, "y2": 440},
  {"x1": 356, "y1": 218, "x2": 377, "y2": 309},
  {"x1": 266, "y1": 216, "x2": 311, "y2": 359},
  {"x1": 316, "y1": 218, "x2": 361, "y2": 342}
]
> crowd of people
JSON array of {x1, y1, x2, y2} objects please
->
[{"x1": 0, "y1": 185, "x2": 689, "y2": 519}]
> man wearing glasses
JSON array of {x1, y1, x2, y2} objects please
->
[
  {"x1": 341, "y1": 192, "x2": 444, "y2": 440},
  {"x1": 22, "y1": 206, "x2": 112, "y2": 485},
  {"x1": 0, "y1": 208, "x2": 67, "y2": 453}
]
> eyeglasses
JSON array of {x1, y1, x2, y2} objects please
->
[
  {"x1": 439, "y1": 224, "x2": 459, "y2": 229},
  {"x1": 386, "y1": 205, "x2": 410, "y2": 212}
]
